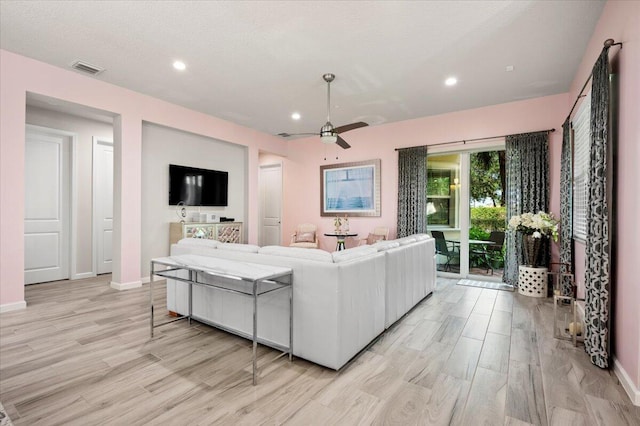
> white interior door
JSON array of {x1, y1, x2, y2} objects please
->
[
  {"x1": 259, "y1": 164, "x2": 282, "y2": 246},
  {"x1": 93, "y1": 138, "x2": 113, "y2": 274},
  {"x1": 24, "y1": 127, "x2": 70, "y2": 284}
]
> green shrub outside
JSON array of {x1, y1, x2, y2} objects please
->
[
  {"x1": 469, "y1": 227, "x2": 489, "y2": 241},
  {"x1": 470, "y1": 206, "x2": 506, "y2": 269},
  {"x1": 470, "y1": 206, "x2": 506, "y2": 232}
]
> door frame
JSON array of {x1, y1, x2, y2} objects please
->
[
  {"x1": 258, "y1": 162, "x2": 283, "y2": 246},
  {"x1": 24, "y1": 124, "x2": 80, "y2": 281},
  {"x1": 92, "y1": 136, "x2": 114, "y2": 276},
  {"x1": 428, "y1": 139, "x2": 505, "y2": 281}
]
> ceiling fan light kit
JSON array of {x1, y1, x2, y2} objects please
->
[{"x1": 320, "y1": 122, "x2": 337, "y2": 144}]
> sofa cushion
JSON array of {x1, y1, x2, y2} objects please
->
[
  {"x1": 395, "y1": 236, "x2": 418, "y2": 246},
  {"x1": 412, "y1": 233, "x2": 431, "y2": 241},
  {"x1": 332, "y1": 246, "x2": 378, "y2": 263},
  {"x1": 218, "y1": 243, "x2": 260, "y2": 253},
  {"x1": 373, "y1": 241, "x2": 401, "y2": 251},
  {"x1": 259, "y1": 246, "x2": 333, "y2": 263},
  {"x1": 177, "y1": 238, "x2": 219, "y2": 249},
  {"x1": 295, "y1": 231, "x2": 316, "y2": 243}
]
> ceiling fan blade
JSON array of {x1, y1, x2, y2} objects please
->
[
  {"x1": 278, "y1": 132, "x2": 319, "y2": 138},
  {"x1": 336, "y1": 135, "x2": 351, "y2": 149},
  {"x1": 334, "y1": 122, "x2": 368, "y2": 134}
]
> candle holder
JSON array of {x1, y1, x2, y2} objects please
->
[{"x1": 548, "y1": 263, "x2": 580, "y2": 342}]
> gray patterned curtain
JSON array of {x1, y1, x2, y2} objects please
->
[
  {"x1": 397, "y1": 146, "x2": 428, "y2": 237},
  {"x1": 503, "y1": 131, "x2": 550, "y2": 286},
  {"x1": 560, "y1": 119, "x2": 574, "y2": 296},
  {"x1": 584, "y1": 49, "x2": 611, "y2": 369}
]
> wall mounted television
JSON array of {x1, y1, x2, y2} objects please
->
[{"x1": 169, "y1": 164, "x2": 228, "y2": 206}]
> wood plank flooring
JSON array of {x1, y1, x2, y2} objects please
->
[{"x1": 1, "y1": 276, "x2": 638, "y2": 425}]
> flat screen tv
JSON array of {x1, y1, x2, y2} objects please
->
[{"x1": 169, "y1": 164, "x2": 228, "y2": 206}]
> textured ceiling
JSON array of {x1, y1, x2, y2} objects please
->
[{"x1": 1, "y1": 0, "x2": 605, "y2": 137}]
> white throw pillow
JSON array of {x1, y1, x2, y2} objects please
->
[{"x1": 259, "y1": 246, "x2": 333, "y2": 263}]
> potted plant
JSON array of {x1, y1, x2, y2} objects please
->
[
  {"x1": 508, "y1": 211, "x2": 559, "y2": 297},
  {"x1": 508, "y1": 211, "x2": 559, "y2": 266}
]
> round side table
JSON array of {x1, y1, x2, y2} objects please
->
[
  {"x1": 323, "y1": 233, "x2": 358, "y2": 251},
  {"x1": 518, "y1": 265, "x2": 548, "y2": 297}
]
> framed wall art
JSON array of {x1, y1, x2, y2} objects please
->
[{"x1": 320, "y1": 159, "x2": 381, "y2": 217}]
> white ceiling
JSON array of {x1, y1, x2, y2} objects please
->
[{"x1": 1, "y1": 0, "x2": 605, "y2": 137}]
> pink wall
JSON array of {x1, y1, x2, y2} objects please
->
[
  {"x1": 569, "y1": 0, "x2": 640, "y2": 390},
  {"x1": 283, "y1": 93, "x2": 568, "y2": 252},
  {"x1": 0, "y1": 49, "x2": 287, "y2": 306}
]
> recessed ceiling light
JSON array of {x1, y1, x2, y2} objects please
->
[
  {"x1": 506, "y1": 65, "x2": 515, "y2": 72},
  {"x1": 173, "y1": 61, "x2": 186, "y2": 71},
  {"x1": 445, "y1": 77, "x2": 457, "y2": 86},
  {"x1": 291, "y1": 112, "x2": 301, "y2": 120}
]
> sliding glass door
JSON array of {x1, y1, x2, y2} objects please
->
[{"x1": 427, "y1": 146, "x2": 506, "y2": 281}]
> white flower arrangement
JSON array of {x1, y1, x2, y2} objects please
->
[{"x1": 508, "y1": 211, "x2": 559, "y2": 242}]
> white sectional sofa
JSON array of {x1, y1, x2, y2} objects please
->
[{"x1": 165, "y1": 234, "x2": 436, "y2": 370}]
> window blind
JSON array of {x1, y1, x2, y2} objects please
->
[{"x1": 572, "y1": 91, "x2": 591, "y2": 241}]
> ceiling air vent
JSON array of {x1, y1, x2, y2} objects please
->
[{"x1": 70, "y1": 60, "x2": 105, "y2": 76}]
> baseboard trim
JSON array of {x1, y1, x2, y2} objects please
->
[
  {"x1": 0, "y1": 300, "x2": 27, "y2": 313},
  {"x1": 110, "y1": 280, "x2": 142, "y2": 291},
  {"x1": 613, "y1": 356, "x2": 640, "y2": 406},
  {"x1": 141, "y1": 276, "x2": 150, "y2": 284},
  {"x1": 72, "y1": 272, "x2": 95, "y2": 280}
]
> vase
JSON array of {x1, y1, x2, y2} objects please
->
[{"x1": 522, "y1": 234, "x2": 543, "y2": 267}]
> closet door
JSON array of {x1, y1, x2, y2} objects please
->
[{"x1": 24, "y1": 127, "x2": 70, "y2": 284}]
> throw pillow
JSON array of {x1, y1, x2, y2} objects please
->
[
  {"x1": 366, "y1": 233, "x2": 385, "y2": 245},
  {"x1": 295, "y1": 231, "x2": 316, "y2": 243}
]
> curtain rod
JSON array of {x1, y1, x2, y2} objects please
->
[
  {"x1": 394, "y1": 128, "x2": 555, "y2": 152},
  {"x1": 564, "y1": 38, "x2": 623, "y2": 123}
]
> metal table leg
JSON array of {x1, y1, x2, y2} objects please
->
[
  {"x1": 150, "y1": 261, "x2": 154, "y2": 338},
  {"x1": 289, "y1": 281, "x2": 293, "y2": 362},
  {"x1": 253, "y1": 280, "x2": 258, "y2": 385}
]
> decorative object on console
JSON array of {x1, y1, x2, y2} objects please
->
[
  {"x1": 175, "y1": 201, "x2": 187, "y2": 223},
  {"x1": 320, "y1": 159, "x2": 381, "y2": 217},
  {"x1": 204, "y1": 213, "x2": 219, "y2": 223}
]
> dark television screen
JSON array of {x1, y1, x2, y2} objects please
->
[{"x1": 169, "y1": 164, "x2": 228, "y2": 206}]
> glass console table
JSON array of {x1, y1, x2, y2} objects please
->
[{"x1": 149, "y1": 254, "x2": 293, "y2": 385}]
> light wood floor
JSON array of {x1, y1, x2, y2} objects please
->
[{"x1": 1, "y1": 275, "x2": 638, "y2": 425}]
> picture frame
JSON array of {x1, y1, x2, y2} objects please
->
[{"x1": 320, "y1": 159, "x2": 381, "y2": 217}]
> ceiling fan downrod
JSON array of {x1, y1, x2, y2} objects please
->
[{"x1": 320, "y1": 73, "x2": 337, "y2": 143}]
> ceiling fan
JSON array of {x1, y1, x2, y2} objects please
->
[{"x1": 280, "y1": 73, "x2": 368, "y2": 149}]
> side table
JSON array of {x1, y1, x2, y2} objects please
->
[
  {"x1": 518, "y1": 265, "x2": 548, "y2": 297},
  {"x1": 324, "y1": 233, "x2": 358, "y2": 251}
]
